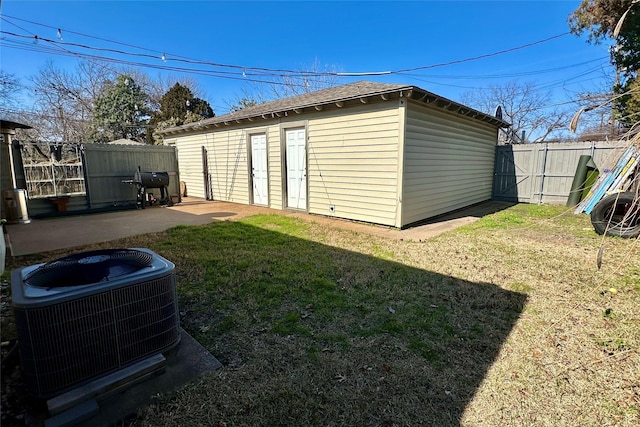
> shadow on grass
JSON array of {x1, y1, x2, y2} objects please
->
[
  {"x1": 2, "y1": 216, "x2": 527, "y2": 426},
  {"x1": 155, "y1": 217, "x2": 526, "y2": 426}
]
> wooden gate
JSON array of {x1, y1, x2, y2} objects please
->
[{"x1": 493, "y1": 145, "x2": 534, "y2": 203}]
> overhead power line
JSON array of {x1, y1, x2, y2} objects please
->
[
  {"x1": 393, "y1": 33, "x2": 572, "y2": 73},
  {"x1": 1, "y1": 13, "x2": 614, "y2": 120},
  {"x1": 399, "y1": 57, "x2": 608, "y2": 80},
  {"x1": 2, "y1": 14, "x2": 574, "y2": 78}
]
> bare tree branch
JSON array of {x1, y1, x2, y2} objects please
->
[{"x1": 461, "y1": 80, "x2": 572, "y2": 143}]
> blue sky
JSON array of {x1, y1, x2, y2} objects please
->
[{"x1": 1, "y1": 0, "x2": 614, "y2": 115}]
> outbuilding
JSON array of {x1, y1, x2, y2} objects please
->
[{"x1": 158, "y1": 81, "x2": 508, "y2": 228}]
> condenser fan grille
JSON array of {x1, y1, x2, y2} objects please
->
[
  {"x1": 24, "y1": 249, "x2": 154, "y2": 288},
  {"x1": 14, "y1": 272, "x2": 179, "y2": 398}
]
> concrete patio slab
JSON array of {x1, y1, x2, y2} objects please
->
[{"x1": 5, "y1": 198, "x2": 514, "y2": 256}]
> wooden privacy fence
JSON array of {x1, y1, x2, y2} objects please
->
[
  {"x1": 8, "y1": 142, "x2": 179, "y2": 217},
  {"x1": 83, "y1": 144, "x2": 179, "y2": 210},
  {"x1": 493, "y1": 141, "x2": 632, "y2": 205}
]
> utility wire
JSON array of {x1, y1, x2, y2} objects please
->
[
  {"x1": 1, "y1": 29, "x2": 606, "y2": 94},
  {"x1": 0, "y1": 15, "x2": 617, "y2": 118},
  {"x1": 1, "y1": 14, "x2": 606, "y2": 105},
  {"x1": 399, "y1": 57, "x2": 609, "y2": 80},
  {"x1": 1, "y1": 14, "x2": 574, "y2": 77},
  {"x1": 393, "y1": 33, "x2": 572, "y2": 73},
  {"x1": 1, "y1": 39, "x2": 323, "y2": 90}
]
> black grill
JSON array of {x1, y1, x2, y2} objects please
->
[
  {"x1": 122, "y1": 167, "x2": 173, "y2": 208},
  {"x1": 134, "y1": 171, "x2": 170, "y2": 188}
]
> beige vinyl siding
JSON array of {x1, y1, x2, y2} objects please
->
[
  {"x1": 170, "y1": 129, "x2": 249, "y2": 203},
  {"x1": 168, "y1": 134, "x2": 207, "y2": 199},
  {"x1": 266, "y1": 126, "x2": 282, "y2": 208},
  {"x1": 167, "y1": 95, "x2": 498, "y2": 228},
  {"x1": 172, "y1": 124, "x2": 284, "y2": 206},
  {"x1": 204, "y1": 129, "x2": 250, "y2": 204},
  {"x1": 402, "y1": 100, "x2": 497, "y2": 226},
  {"x1": 307, "y1": 103, "x2": 401, "y2": 226}
]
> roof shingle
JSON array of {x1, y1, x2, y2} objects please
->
[{"x1": 158, "y1": 80, "x2": 507, "y2": 135}]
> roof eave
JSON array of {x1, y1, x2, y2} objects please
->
[
  {"x1": 1, "y1": 119, "x2": 33, "y2": 130},
  {"x1": 157, "y1": 87, "x2": 413, "y2": 136},
  {"x1": 407, "y1": 88, "x2": 510, "y2": 128},
  {"x1": 157, "y1": 84, "x2": 509, "y2": 136}
]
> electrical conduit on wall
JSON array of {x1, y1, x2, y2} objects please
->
[{"x1": 1, "y1": 223, "x2": 5, "y2": 275}]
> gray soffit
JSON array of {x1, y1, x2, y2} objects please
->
[{"x1": 157, "y1": 81, "x2": 509, "y2": 136}]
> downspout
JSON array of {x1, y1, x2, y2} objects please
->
[
  {"x1": 395, "y1": 98, "x2": 407, "y2": 228},
  {"x1": 538, "y1": 143, "x2": 548, "y2": 204},
  {"x1": 3, "y1": 129, "x2": 18, "y2": 189},
  {"x1": 80, "y1": 144, "x2": 92, "y2": 209}
]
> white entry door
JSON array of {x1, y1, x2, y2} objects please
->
[
  {"x1": 251, "y1": 134, "x2": 269, "y2": 206},
  {"x1": 285, "y1": 128, "x2": 307, "y2": 210}
]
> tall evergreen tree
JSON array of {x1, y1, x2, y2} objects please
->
[
  {"x1": 148, "y1": 83, "x2": 214, "y2": 143},
  {"x1": 92, "y1": 75, "x2": 150, "y2": 142}
]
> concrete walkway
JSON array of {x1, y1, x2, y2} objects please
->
[{"x1": 5, "y1": 198, "x2": 513, "y2": 256}]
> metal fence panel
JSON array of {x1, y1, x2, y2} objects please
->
[{"x1": 493, "y1": 141, "x2": 631, "y2": 204}]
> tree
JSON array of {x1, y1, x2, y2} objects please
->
[
  {"x1": 267, "y1": 59, "x2": 341, "y2": 99},
  {"x1": 92, "y1": 75, "x2": 151, "y2": 143},
  {"x1": 28, "y1": 61, "x2": 114, "y2": 142},
  {"x1": 148, "y1": 83, "x2": 214, "y2": 143},
  {"x1": 228, "y1": 97, "x2": 259, "y2": 113},
  {"x1": 568, "y1": 69, "x2": 625, "y2": 139},
  {"x1": 0, "y1": 71, "x2": 21, "y2": 110},
  {"x1": 227, "y1": 59, "x2": 342, "y2": 108},
  {"x1": 155, "y1": 83, "x2": 213, "y2": 120},
  {"x1": 569, "y1": 0, "x2": 639, "y2": 74},
  {"x1": 128, "y1": 72, "x2": 204, "y2": 113},
  {"x1": 615, "y1": 78, "x2": 640, "y2": 126},
  {"x1": 460, "y1": 81, "x2": 571, "y2": 143},
  {"x1": 569, "y1": 0, "x2": 640, "y2": 128},
  {"x1": 0, "y1": 72, "x2": 42, "y2": 141},
  {"x1": 25, "y1": 61, "x2": 211, "y2": 142}
]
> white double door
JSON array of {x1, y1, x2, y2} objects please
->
[
  {"x1": 285, "y1": 128, "x2": 307, "y2": 210},
  {"x1": 251, "y1": 134, "x2": 269, "y2": 206}
]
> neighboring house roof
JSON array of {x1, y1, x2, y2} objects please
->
[
  {"x1": 158, "y1": 81, "x2": 509, "y2": 136},
  {"x1": 108, "y1": 138, "x2": 146, "y2": 145},
  {"x1": 1, "y1": 118, "x2": 32, "y2": 130}
]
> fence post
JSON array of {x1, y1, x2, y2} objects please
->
[
  {"x1": 81, "y1": 145, "x2": 92, "y2": 209},
  {"x1": 538, "y1": 143, "x2": 548, "y2": 204}
]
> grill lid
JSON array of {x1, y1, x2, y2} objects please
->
[
  {"x1": 24, "y1": 249, "x2": 154, "y2": 288},
  {"x1": 134, "y1": 171, "x2": 170, "y2": 188}
]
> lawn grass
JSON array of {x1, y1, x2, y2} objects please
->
[{"x1": 1, "y1": 204, "x2": 638, "y2": 426}]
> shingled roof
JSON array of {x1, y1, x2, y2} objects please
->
[{"x1": 158, "y1": 81, "x2": 508, "y2": 136}]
